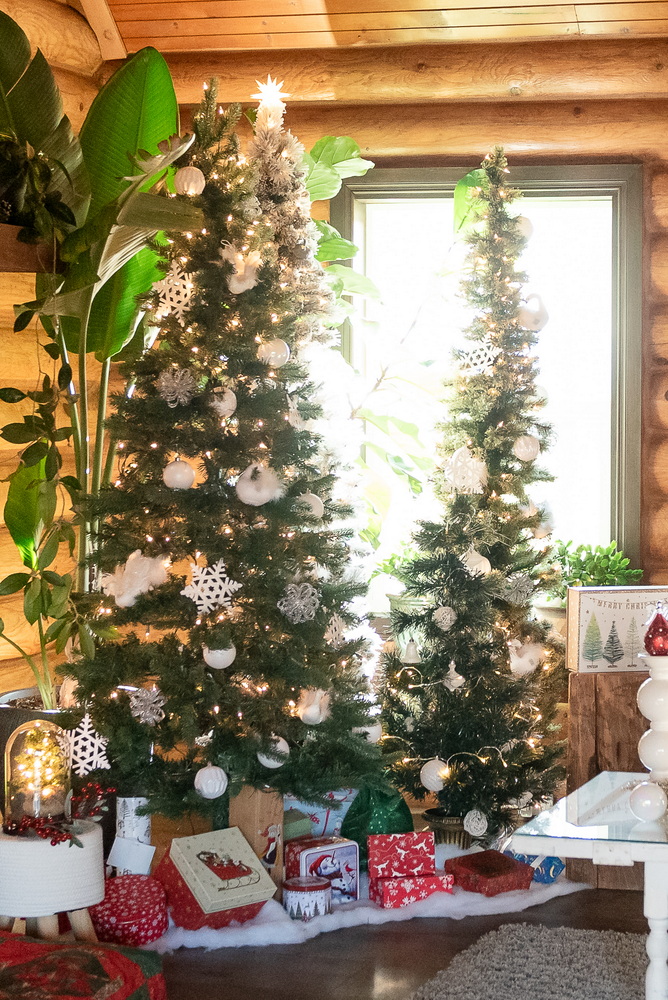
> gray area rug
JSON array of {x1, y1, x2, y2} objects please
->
[{"x1": 411, "y1": 923, "x2": 646, "y2": 1000}]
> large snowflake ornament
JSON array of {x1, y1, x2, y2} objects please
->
[
  {"x1": 277, "y1": 582, "x2": 320, "y2": 624},
  {"x1": 130, "y1": 687, "x2": 167, "y2": 725},
  {"x1": 181, "y1": 559, "x2": 242, "y2": 614},
  {"x1": 324, "y1": 613, "x2": 346, "y2": 648},
  {"x1": 154, "y1": 261, "x2": 195, "y2": 324},
  {"x1": 458, "y1": 338, "x2": 501, "y2": 377},
  {"x1": 443, "y1": 446, "x2": 487, "y2": 494},
  {"x1": 65, "y1": 713, "x2": 110, "y2": 777},
  {"x1": 157, "y1": 368, "x2": 199, "y2": 408}
]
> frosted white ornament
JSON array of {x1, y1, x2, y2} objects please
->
[
  {"x1": 443, "y1": 446, "x2": 487, "y2": 494},
  {"x1": 236, "y1": 463, "x2": 284, "y2": 506},
  {"x1": 443, "y1": 661, "x2": 465, "y2": 691},
  {"x1": 257, "y1": 339, "x2": 290, "y2": 367},
  {"x1": 174, "y1": 165, "x2": 206, "y2": 196},
  {"x1": 297, "y1": 492, "x2": 324, "y2": 518},
  {"x1": 402, "y1": 640, "x2": 421, "y2": 664},
  {"x1": 420, "y1": 758, "x2": 449, "y2": 792},
  {"x1": 517, "y1": 294, "x2": 548, "y2": 332},
  {"x1": 203, "y1": 643, "x2": 236, "y2": 669},
  {"x1": 162, "y1": 457, "x2": 196, "y2": 489},
  {"x1": 433, "y1": 606, "x2": 457, "y2": 632},
  {"x1": 194, "y1": 763, "x2": 228, "y2": 799},
  {"x1": 515, "y1": 215, "x2": 534, "y2": 239},
  {"x1": 257, "y1": 735, "x2": 290, "y2": 769},
  {"x1": 352, "y1": 721, "x2": 383, "y2": 744},
  {"x1": 461, "y1": 547, "x2": 491, "y2": 576},
  {"x1": 100, "y1": 549, "x2": 169, "y2": 608},
  {"x1": 463, "y1": 808, "x2": 488, "y2": 837},
  {"x1": 629, "y1": 781, "x2": 668, "y2": 823},
  {"x1": 508, "y1": 639, "x2": 543, "y2": 677},
  {"x1": 512, "y1": 434, "x2": 541, "y2": 463},
  {"x1": 211, "y1": 386, "x2": 237, "y2": 419},
  {"x1": 296, "y1": 688, "x2": 330, "y2": 725}
]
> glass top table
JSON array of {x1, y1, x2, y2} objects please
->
[{"x1": 511, "y1": 771, "x2": 668, "y2": 1000}]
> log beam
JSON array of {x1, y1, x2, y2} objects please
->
[
  {"x1": 101, "y1": 38, "x2": 668, "y2": 106},
  {"x1": 0, "y1": 0, "x2": 103, "y2": 77}
]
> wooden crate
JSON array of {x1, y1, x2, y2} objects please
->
[{"x1": 567, "y1": 671, "x2": 647, "y2": 890}]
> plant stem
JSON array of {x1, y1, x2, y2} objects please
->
[
  {"x1": 75, "y1": 296, "x2": 94, "y2": 593},
  {"x1": 56, "y1": 327, "x2": 82, "y2": 483},
  {"x1": 102, "y1": 432, "x2": 118, "y2": 487},
  {"x1": 91, "y1": 358, "x2": 110, "y2": 497},
  {"x1": 36, "y1": 616, "x2": 55, "y2": 710},
  {"x1": 0, "y1": 631, "x2": 54, "y2": 710}
]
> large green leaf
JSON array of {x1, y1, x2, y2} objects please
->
[
  {"x1": 308, "y1": 136, "x2": 374, "y2": 180},
  {"x1": 79, "y1": 47, "x2": 179, "y2": 218},
  {"x1": 3, "y1": 459, "x2": 47, "y2": 569},
  {"x1": 88, "y1": 248, "x2": 163, "y2": 360},
  {"x1": 325, "y1": 264, "x2": 380, "y2": 298},
  {"x1": 314, "y1": 221, "x2": 358, "y2": 262}
]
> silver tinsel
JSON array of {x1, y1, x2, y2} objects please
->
[
  {"x1": 502, "y1": 572, "x2": 534, "y2": 605},
  {"x1": 277, "y1": 582, "x2": 320, "y2": 624},
  {"x1": 129, "y1": 687, "x2": 166, "y2": 725},
  {"x1": 157, "y1": 368, "x2": 199, "y2": 408}
]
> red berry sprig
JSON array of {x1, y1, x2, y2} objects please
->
[{"x1": 3, "y1": 815, "x2": 73, "y2": 846}]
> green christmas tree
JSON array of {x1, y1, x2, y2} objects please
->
[
  {"x1": 583, "y1": 613, "x2": 603, "y2": 666},
  {"x1": 602, "y1": 621, "x2": 624, "y2": 667},
  {"x1": 64, "y1": 82, "x2": 382, "y2": 822},
  {"x1": 379, "y1": 148, "x2": 565, "y2": 836},
  {"x1": 625, "y1": 616, "x2": 641, "y2": 664}
]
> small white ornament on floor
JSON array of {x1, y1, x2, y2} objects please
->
[
  {"x1": 257, "y1": 735, "x2": 290, "y2": 769},
  {"x1": 154, "y1": 261, "x2": 194, "y2": 324},
  {"x1": 66, "y1": 713, "x2": 111, "y2": 777},
  {"x1": 163, "y1": 457, "x2": 196, "y2": 490},
  {"x1": 512, "y1": 434, "x2": 541, "y2": 463},
  {"x1": 277, "y1": 582, "x2": 320, "y2": 623},
  {"x1": 195, "y1": 763, "x2": 229, "y2": 799},
  {"x1": 157, "y1": 368, "x2": 199, "y2": 408},
  {"x1": 433, "y1": 606, "x2": 457, "y2": 632},
  {"x1": 257, "y1": 338, "x2": 291, "y2": 367},
  {"x1": 463, "y1": 809, "x2": 488, "y2": 837},
  {"x1": 296, "y1": 688, "x2": 330, "y2": 725},
  {"x1": 236, "y1": 463, "x2": 284, "y2": 505},
  {"x1": 420, "y1": 757, "x2": 449, "y2": 792},
  {"x1": 181, "y1": 559, "x2": 242, "y2": 614},
  {"x1": 296, "y1": 492, "x2": 324, "y2": 518},
  {"x1": 129, "y1": 686, "x2": 166, "y2": 725},
  {"x1": 174, "y1": 165, "x2": 206, "y2": 196},
  {"x1": 461, "y1": 547, "x2": 491, "y2": 576},
  {"x1": 517, "y1": 294, "x2": 548, "y2": 332},
  {"x1": 443, "y1": 661, "x2": 465, "y2": 691},
  {"x1": 443, "y1": 445, "x2": 487, "y2": 494},
  {"x1": 101, "y1": 549, "x2": 169, "y2": 608},
  {"x1": 210, "y1": 386, "x2": 237, "y2": 419},
  {"x1": 508, "y1": 639, "x2": 544, "y2": 677},
  {"x1": 203, "y1": 643, "x2": 236, "y2": 669}
]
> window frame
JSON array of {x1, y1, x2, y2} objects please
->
[{"x1": 330, "y1": 164, "x2": 643, "y2": 563}]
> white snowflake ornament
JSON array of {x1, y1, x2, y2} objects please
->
[
  {"x1": 433, "y1": 606, "x2": 457, "y2": 632},
  {"x1": 181, "y1": 559, "x2": 242, "y2": 614},
  {"x1": 157, "y1": 368, "x2": 199, "y2": 408},
  {"x1": 65, "y1": 713, "x2": 110, "y2": 777},
  {"x1": 443, "y1": 446, "x2": 487, "y2": 494},
  {"x1": 324, "y1": 613, "x2": 346, "y2": 648},
  {"x1": 459, "y1": 338, "x2": 500, "y2": 377},
  {"x1": 129, "y1": 687, "x2": 166, "y2": 725},
  {"x1": 277, "y1": 582, "x2": 320, "y2": 623},
  {"x1": 154, "y1": 261, "x2": 194, "y2": 324}
]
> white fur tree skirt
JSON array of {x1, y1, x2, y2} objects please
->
[{"x1": 147, "y1": 845, "x2": 586, "y2": 953}]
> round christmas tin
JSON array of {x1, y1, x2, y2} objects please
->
[
  {"x1": 90, "y1": 874, "x2": 168, "y2": 946},
  {"x1": 282, "y1": 876, "x2": 331, "y2": 921}
]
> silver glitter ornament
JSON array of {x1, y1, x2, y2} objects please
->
[
  {"x1": 129, "y1": 687, "x2": 166, "y2": 725},
  {"x1": 433, "y1": 606, "x2": 457, "y2": 632},
  {"x1": 277, "y1": 582, "x2": 320, "y2": 624},
  {"x1": 157, "y1": 368, "x2": 198, "y2": 408},
  {"x1": 503, "y1": 572, "x2": 534, "y2": 605}
]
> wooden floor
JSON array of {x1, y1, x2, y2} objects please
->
[{"x1": 161, "y1": 888, "x2": 646, "y2": 1000}]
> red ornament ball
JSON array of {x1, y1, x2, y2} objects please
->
[{"x1": 644, "y1": 612, "x2": 668, "y2": 655}]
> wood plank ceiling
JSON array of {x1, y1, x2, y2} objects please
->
[{"x1": 106, "y1": 0, "x2": 668, "y2": 52}]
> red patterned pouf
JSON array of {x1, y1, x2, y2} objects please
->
[
  {"x1": 445, "y1": 849, "x2": 534, "y2": 897},
  {"x1": 90, "y1": 875, "x2": 168, "y2": 946}
]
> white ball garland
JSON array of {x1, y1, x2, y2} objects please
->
[
  {"x1": 174, "y1": 165, "x2": 206, "y2": 196},
  {"x1": 194, "y1": 763, "x2": 228, "y2": 799},
  {"x1": 257, "y1": 339, "x2": 291, "y2": 367},
  {"x1": 163, "y1": 458, "x2": 196, "y2": 489},
  {"x1": 420, "y1": 758, "x2": 449, "y2": 792},
  {"x1": 257, "y1": 735, "x2": 290, "y2": 769},
  {"x1": 203, "y1": 644, "x2": 236, "y2": 669}
]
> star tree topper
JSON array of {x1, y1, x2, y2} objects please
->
[{"x1": 181, "y1": 559, "x2": 243, "y2": 614}]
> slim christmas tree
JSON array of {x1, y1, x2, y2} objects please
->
[
  {"x1": 602, "y1": 622, "x2": 624, "y2": 667},
  {"x1": 379, "y1": 148, "x2": 565, "y2": 837},
  {"x1": 583, "y1": 614, "x2": 603, "y2": 666},
  {"x1": 65, "y1": 82, "x2": 381, "y2": 823}
]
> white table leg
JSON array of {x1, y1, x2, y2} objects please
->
[{"x1": 644, "y1": 861, "x2": 668, "y2": 999}]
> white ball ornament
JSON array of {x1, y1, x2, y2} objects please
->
[
  {"x1": 517, "y1": 294, "x2": 549, "y2": 332},
  {"x1": 352, "y1": 721, "x2": 383, "y2": 744},
  {"x1": 211, "y1": 386, "x2": 237, "y2": 419},
  {"x1": 296, "y1": 688, "x2": 331, "y2": 725},
  {"x1": 512, "y1": 434, "x2": 541, "y2": 463},
  {"x1": 629, "y1": 781, "x2": 668, "y2": 822},
  {"x1": 236, "y1": 463, "x2": 284, "y2": 506},
  {"x1": 174, "y1": 165, "x2": 206, "y2": 196},
  {"x1": 257, "y1": 339, "x2": 291, "y2": 367},
  {"x1": 194, "y1": 763, "x2": 228, "y2": 799},
  {"x1": 257, "y1": 735, "x2": 290, "y2": 769},
  {"x1": 162, "y1": 458, "x2": 196, "y2": 489},
  {"x1": 433, "y1": 606, "x2": 457, "y2": 632},
  {"x1": 297, "y1": 492, "x2": 325, "y2": 518},
  {"x1": 203, "y1": 644, "x2": 236, "y2": 669},
  {"x1": 420, "y1": 758, "x2": 449, "y2": 793},
  {"x1": 515, "y1": 215, "x2": 534, "y2": 239}
]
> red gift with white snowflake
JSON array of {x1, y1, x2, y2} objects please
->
[
  {"x1": 367, "y1": 832, "x2": 436, "y2": 878},
  {"x1": 368, "y1": 872, "x2": 454, "y2": 909},
  {"x1": 90, "y1": 875, "x2": 168, "y2": 946}
]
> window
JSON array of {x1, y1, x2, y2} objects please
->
[{"x1": 330, "y1": 166, "x2": 642, "y2": 609}]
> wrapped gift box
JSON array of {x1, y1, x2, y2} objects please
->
[
  {"x1": 445, "y1": 849, "x2": 534, "y2": 897},
  {"x1": 283, "y1": 789, "x2": 358, "y2": 837},
  {"x1": 155, "y1": 853, "x2": 267, "y2": 930},
  {"x1": 284, "y1": 808, "x2": 313, "y2": 841},
  {"x1": 284, "y1": 835, "x2": 359, "y2": 904},
  {"x1": 90, "y1": 874, "x2": 168, "y2": 946},
  {"x1": 369, "y1": 872, "x2": 454, "y2": 909},
  {"x1": 503, "y1": 850, "x2": 565, "y2": 884},
  {"x1": 367, "y1": 831, "x2": 436, "y2": 878}
]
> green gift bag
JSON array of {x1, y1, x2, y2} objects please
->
[{"x1": 341, "y1": 783, "x2": 413, "y2": 870}]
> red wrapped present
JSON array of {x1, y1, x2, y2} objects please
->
[
  {"x1": 367, "y1": 832, "x2": 436, "y2": 878},
  {"x1": 369, "y1": 872, "x2": 454, "y2": 908},
  {"x1": 154, "y1": 852, "x2": 268, "y2": 930},
  {"x1": 90, "y1": 875, "x2": 168, "y2": 946},
  {"x1": 284, "y1": 835, "x2": 359, "y2": 904},
  {"x1": 445, "y1": 849, "x2": 534, "y2": 896}
]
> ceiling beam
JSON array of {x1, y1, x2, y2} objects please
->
[{"x1": 100, "y1": 38, "x2": 668, "y2": 105}]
